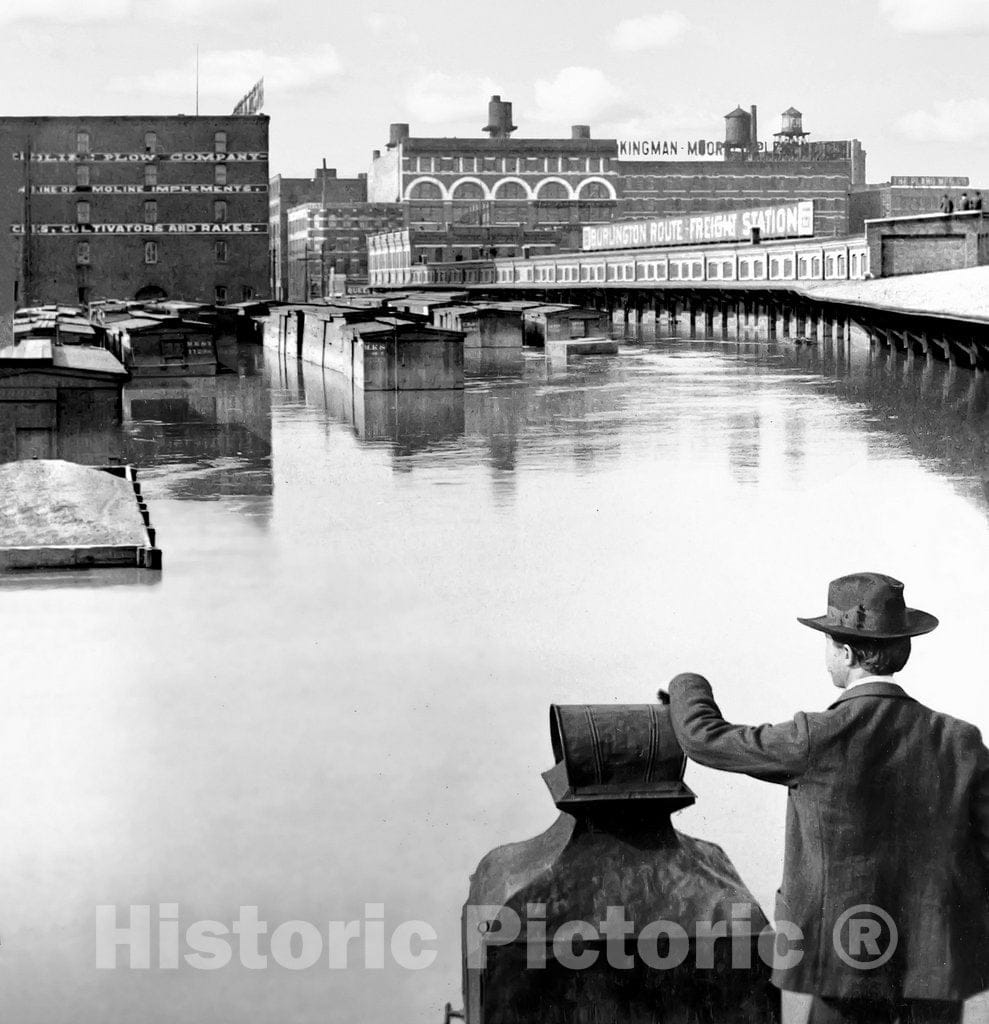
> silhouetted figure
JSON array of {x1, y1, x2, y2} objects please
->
[
  {"x1": 939, "y1": 193, "x2": 954, "y2": 214},
  {"x1": 959, "y1": 192, "x2": 970, "y2": 211},
  {"x1": 973, "y1": 191, "x2": 984, "y2": 212}
]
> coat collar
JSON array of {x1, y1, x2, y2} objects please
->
[{"x1": 827, "y1": 680, "x2": 914, "y2": 709}]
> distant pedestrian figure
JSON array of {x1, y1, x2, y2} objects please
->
[
  {"x1": 959, "y1": 192, "x2": 970, "y2": 211},
  {"x1": 973, "y1": 191, "x2": 984, "y2": 212},
  {"x1": 940, "y1": 193, "x2": 954, "y2": 214}
]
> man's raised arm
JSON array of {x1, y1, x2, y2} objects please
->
[{"x1": 668, "y1": 672, "x2": 811, "y2": 785}]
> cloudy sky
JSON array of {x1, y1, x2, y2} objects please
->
[{"x1": 2, "y1": 0, "x2": 988, "y2": 184}]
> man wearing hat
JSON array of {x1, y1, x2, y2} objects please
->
[{"x1": 667, "y1": 572, "x2": 989, "y2": 1024}]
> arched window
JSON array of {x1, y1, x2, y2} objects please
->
[
  {"x1": 536, "y1": 181, "x2": 569, "y2": 200},
  {"x1": 578, "y1": 180, "x2": 611, "y2": 200},
  {"x1": 451, "y1": 181, "x2": 485, "y2": 200},
  {"x1": 493, "y1": 180, "x2": 527, "y2": 200},
  {"x1": 408, "y1": 181, "x2": 443, "y2": 200}
]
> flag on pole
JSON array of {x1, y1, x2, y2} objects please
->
[{"x1": 232, "y1": 78, "x2": 264, "y2": 116}]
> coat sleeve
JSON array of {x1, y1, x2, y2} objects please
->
[
  {"x1": 971, "y1": 744, "x2": 989, "y2": 878},
  {"x1": 668, "y1": 672, "x2": 811, "y2": 785}
]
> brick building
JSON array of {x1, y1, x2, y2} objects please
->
[
  {"x1": 285, "y1": 200, "x2": 404, "y2": 300},
  {"x1": 268, "y1": 167, "x2": 366, "y2": 300},
  {"x1": 848, "y1": 176, "x2": 984, "y2": 231},
  {"x1": 367, "y1": 96, "x2": 620, "y2": 267},
  {"x1": 366, "y1": 100, "x2": 868, "y2": 286},
  {"x1": 618, "y1": 108, "x2": 866, "y2": 238},
  {"x1": 0, "y1": 115, "x2": 269, "y2": 327}
]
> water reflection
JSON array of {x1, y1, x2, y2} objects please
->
[
  {"x1": 117, "y1": 346, "x2": 272, "y2": 515},
  {"x1": 7, "y1": 332, "x2": 989, "y2": 1024}
]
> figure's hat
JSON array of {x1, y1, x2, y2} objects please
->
[{"x1": 797, "y1": 572, "x2": 938, "y2": 641}]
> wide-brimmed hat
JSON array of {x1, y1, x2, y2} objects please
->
[{"x1": 797, "y1": 572, "x2": 938, "y2": 640}]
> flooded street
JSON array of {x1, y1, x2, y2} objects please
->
[{"x1": 4, "y1": 327, "x2": 989, "y2": 1024}]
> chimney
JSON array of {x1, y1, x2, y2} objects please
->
[
  {"x1": 750, "y1": 105, "x2": 758, "y2": 157},
  {"x1": 483, "y1": 95, "x2": 517, "y2": 138},
  {"x1": 372, "y1": 149, "x2": 381, "y2": 160},
  {"x1": 388, "y1": 123, "x2": 410, "y2": 148},
  {"x1": 571, "y1": 125, "x2": 591, "y2": 140}
]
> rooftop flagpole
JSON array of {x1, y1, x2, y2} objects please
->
[{"x1": 195, "y1": 45, "x2": 199, "y2": 116}]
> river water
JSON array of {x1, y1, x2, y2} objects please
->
[{"x1": 4, "y1": 324, "x2": 989, "y2": 1023}]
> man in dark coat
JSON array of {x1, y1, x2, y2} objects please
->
[
  {"x1": 940, "y1": 193, "x2": 954, "y2": 214},
  {"x1": 668, "y1": 573, "x2": 989, "y2": 1024},
  {"x1": 973, "y1": 191, "x2": 984, "y2": 212}
]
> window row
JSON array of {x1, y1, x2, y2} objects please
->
[
  {"x1": 75, "y1": 130, "x2": 228, "y2": 154},
  {"x1": 75, "y1": 200, "x2": 232, "y2": 224},
  {"x1": 75, "y1": 240, "x2": 231, "y2": 265},
  {"x1": 73, "y1": 164, "x2": 230, "y2": 186},
  {"x1": 406, "y1": 155, "x2": 611, "y2": 174}
]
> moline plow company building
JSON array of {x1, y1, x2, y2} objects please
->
[{"x1": 0, "y1": 115, "x2": 269, "y2": 324}]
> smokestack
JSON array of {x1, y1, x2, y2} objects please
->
[
  {"x1": 388, "y1": 123, "x2": 410, "y2": 148},
  {"x1": 372, "y1": 149, "x2": 380, "y2": 160},
  {"x1": 483, "y1": 95, "x2": 517, "y2": 138},
  {"x1": 750, "y1": 105, "x2": 758, "y2": 157},
  {"x1": 571, "y1": 125, "x2": 591, "y2": 140}
]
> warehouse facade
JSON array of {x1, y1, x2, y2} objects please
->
[{"x1": 0, "y1": 115, "x2": 269, "y2": 325}]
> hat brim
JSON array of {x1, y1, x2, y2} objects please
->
[{"x1": 797, "y1": 609, "x2": 939, "y2": 640}]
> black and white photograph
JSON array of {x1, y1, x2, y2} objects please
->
[{"x1": 2, "y1": 2, "x2": 989, "y2": 1022}]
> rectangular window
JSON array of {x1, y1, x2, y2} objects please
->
[
  {"x1": 241, "y1": 285, "x2": 254, "y2": 301},
  {"x1": 214, "y1": 200, "x2": 227, "y2": 222},
  {"x1": 76, "y1": 201, "x2": 90, "y2": 224},
  {"x1": 76, "y1": 131, "x2": 90, "y2": 154},
  {"x1": 215, "y1": 240, "x2": 228, "y2": 263},
  {"x1": 214, "y1": 285, "x2": 227, "y2": 304},
  {"x1": 214, "y1": 131, "x2": 227, "y2": 154},
  {"x1": 144, "y1": 241, "x2": 158, "y2": 265},
  {"x1": 752, "y1": 261, "x2": 765, "y2": 279},
  {"x1": 144, "y1": 163, "x2": 157, "y2": 187},
  {"x1": 837, "y1": 255, "x2": 846, "y2": 276},
  {"x1": 783, "y1": 258, "x2": 794, "y2": 277},
  {"x1": 76, "y1": 165, "x2": 90, "y2": 188},
  {"x1": 739, "y1": 261, "x2": 750, "y2": 279},
  {"x1": 144, "y1": 131, "x2": 157, "y2": 152},
  {"x1": 214, "y1": 164, "x2": 227, "y2": 186},
  {"x1": 707, "y1": 261, "x2": 719, "y2": 279},
  {"x1": 143, "y1": 200, "x2": 157, "y2": 223},
  {"x1": 76, "y1": 241, "x2": 91, "y2": 265}
]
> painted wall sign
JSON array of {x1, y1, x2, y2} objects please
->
[
  {"x1": 12, "y1": 152, "x2": 268, "y2": 163},
  {"x1": 618, "y1": 139, "x2": 768, "y2": 160},
  {"x1": 22, "y1": 184, "x2": 268, "y2": 195},
  {"x1": 889, "y1": 175, "x2": 970, "y2": 188},
  {"x1": 582, "y1": 200, "x2": 815, "y2": 251},
  {"x1": 11, "y1": 222, "x2": 268, "y2": 234}
]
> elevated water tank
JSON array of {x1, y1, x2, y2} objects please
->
[
  {"x1": 724, "y1": 106, "x2": 752, "y2": 148},
  {"x1": 571, "y1": 124, "x2": 591, "y2": 140},
  {"x1": 776, "y1": 107, "x2": 808, "y2": 140}
]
